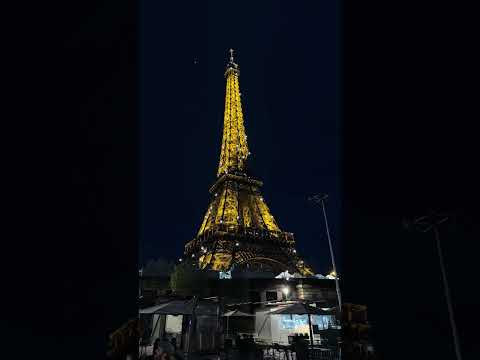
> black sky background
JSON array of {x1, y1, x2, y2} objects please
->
[
  {"x1": 343, "y1": 3, "x2": 479, "y2": 358},
  {"x1": 140, "y1": 0, "x2": 341, "y2": 275},
  {"x1": 3, "y1": 1, "x2": 479, "y2": 359}
]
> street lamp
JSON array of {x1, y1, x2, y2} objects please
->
[
  {"x1": 406, "y1": 212, "x2": 462, "y2": 360},
  {"x1": 309, "y1": 194, "x2": 342, "y2": 314}
]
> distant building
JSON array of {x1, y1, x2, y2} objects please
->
[{"x1": 140, "y1": 272, "x2": 337, "y2": 307}]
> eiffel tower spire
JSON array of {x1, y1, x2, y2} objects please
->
[
  {"x1": 217, "y1": 48, "x2": 249, "y2": 177},
  {"x1": 184, "y1": 50, "x2": 314, "y2": 276}
]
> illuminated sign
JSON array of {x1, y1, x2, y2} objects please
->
[{"x1": 219, "y1": 271, "x2": 232, "y2": 279}]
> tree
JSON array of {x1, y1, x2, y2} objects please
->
[
  {"x1": 170, "y1": 262, "x2": 209, "y2": 296},
  {"x1": 142, "y1": 257, "x2": 174, "y2": 277}
]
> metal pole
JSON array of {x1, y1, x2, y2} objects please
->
[
  {"x1": 309, "y1": 194, "x2": 343, "y2": 359},
  {"x1": 226, "y1": 316, "x2": 229, "y2": 337},
  {"x1": 308, "y1": 313, "x2": 314, "y2": 346},
  {"x1": 433, "y1": 225, "x2": 462, "y2": 360},
  {"x1": 151, "y1": 314, "x2": 161, "y2": 343},
  {"x1": 319, "y1": 197, "x2": 342, "y2": 313},
  {"x1": 411, "y1": 213, "x2": 462, "y2": 360},
  {"x1": 186, "y1": 296, "x2": 199, "y2": 360}
]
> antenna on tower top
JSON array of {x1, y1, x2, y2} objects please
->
[{"x1": 229, "y1": 48, "x2": 234, "y2": 63}]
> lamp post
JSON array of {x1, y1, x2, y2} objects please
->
[
  {"x1": 309, "y1": 194, "x2": 342, "y2": 315},
  {"x1": 186, "y1": 296, "x2": 199, "y2": 360},
  {"x1": 408, "y1": 212, "x2": 462, "y2": 360},
  {"x1": 138, "y1": 268, "x2": 143, "y2": 300}
]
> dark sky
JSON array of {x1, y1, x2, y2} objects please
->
[
  {"x1": 140, "y1": 0, "x2": 341, "y2": 274},
  {"x1": 341, "y1": 3, "x2": 479, "y2": 358}
]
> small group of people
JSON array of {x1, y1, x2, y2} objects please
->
[
  {"x1": 145, "y1": 335, "x2": 183, "y2": 360},
  {"x1": 234, "y1": 334, "x2": 258, "y2": 360}
]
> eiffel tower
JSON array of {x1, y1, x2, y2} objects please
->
[{"x1": 184, "y1": 50, "x2": 314, "y2": 276}]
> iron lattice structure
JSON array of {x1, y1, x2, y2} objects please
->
[{"x1": 184, "y1": 50, "x2": 314, "y2": 276}]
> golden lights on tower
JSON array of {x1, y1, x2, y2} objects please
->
[
  {"x1": 217, "y1": 49, "x2": 249, "y2": 177},
  {"x1": 184, "y1": 50, "x2": 314, "y2": 276}
]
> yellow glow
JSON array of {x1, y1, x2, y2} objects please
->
[
  {"x1": 217, "y1": 67, "x2": 249, "y2": 177},
  {"x1": 197, "y1": 182, "x2": 281, "y2": 236},
  {"x1": 255, "y1": 194, "x2": 280, "y2": 232},
  {"x1": 297, "y1": 262, "x2": 315, "y2": 276},
  {"x1": 185, "y1": 55, "x2": 315, "y2": 276},
  {"x1": 211, "y1": 252, "x2": 233, "y2": 271}
]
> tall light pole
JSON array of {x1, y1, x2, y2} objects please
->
[
  {"x1": 138, "y1": 268, "x2": 143, "y2": 300},
  {"x1": 309, "y1": 194, "x2": 342, "y2": 316},
  {"x1": 408, "y1": 212, "x2": 462, "y2": 360}
]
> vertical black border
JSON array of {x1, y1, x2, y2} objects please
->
[
  {"x1": 4, "y1": 1, "x2": 139, "y2": 358},
  {"x1": 343, "y1": 1, "x2": 479, "y2": 359}
]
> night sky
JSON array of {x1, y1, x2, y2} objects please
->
[{"x1": 140, "y1": 1, "x2": 341, "y2": 275}]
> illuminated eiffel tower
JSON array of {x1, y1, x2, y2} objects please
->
[{"x1": 184, "y1": 50, "x2": 314, "y2": 276}]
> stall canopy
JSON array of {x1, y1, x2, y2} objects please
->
[
  {"x1": 139, "y1": 299, "x2": 218, "y2": 316},
  {"x1": 223, "y1": 310, "x2": 254, "y2": 317},
  {"x1": 270, "y1": 303, "x2": 334, "y2": 316},
  {"x1": 139, "y1": 298, "x2": 220, "y2": 346}
]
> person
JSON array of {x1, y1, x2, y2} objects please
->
[
  {"x1": 152, "y1": 346, "x2": 176, "y2": 360},
  {"x1": 158, "y1": 334, "x2": 175, "y2": 354},
  {"x1": 153, "y1": 338, "x2": 161, "y2": 354},
  {"x1": 152, "y1": 347, "x2": 163, "y2": 360},
  {"x1": 170, "y1": 337, "x2": 177, "y2": 352},
  {"x1": 293, "y1": 337, "x2": 308, "y2": 360}
]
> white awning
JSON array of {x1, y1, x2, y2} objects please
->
[
  {"x1": 223, "y1": 310, "x2": 254, "y2": 317},
  {"x1": 139, "y1": 299, "x2": 218, "y2": 316}
]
